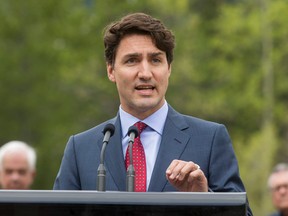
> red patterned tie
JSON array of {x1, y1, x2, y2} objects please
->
[{"x1": 125, "y1": 122, "x2": 147, "y2": 192}]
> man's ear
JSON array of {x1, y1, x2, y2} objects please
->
[
  {"x1": 107, "y1": 63, "x2": 116, "y2": 83},
  {"x1": 32, "y1": 170, "x2": 36, "y2": 179},
  {"x1": 0, "y1": 172, "x2": 2, "y2": 186},
  {"x1": 27, "y1": 170, "x2": 36, "y2": 188}
]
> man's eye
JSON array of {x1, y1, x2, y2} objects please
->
[
  {"x1": 125, "y1": 58, "x2": 137, "y2": 64},
  {"x1": 152, "y1": 58, "x2": 161, "y2": 63},
  {"x1": 19, "y1": 169, "x2": 28, "y2": 175},
  {"x1": 5, "y1": 170, "x2": 13, "y2": 175}
]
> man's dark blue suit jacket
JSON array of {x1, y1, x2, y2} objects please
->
[{"x1": 53, "y1": 105, "x2": 253, "y2": 215}]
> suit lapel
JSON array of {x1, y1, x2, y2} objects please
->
[
  {"x1": 96, "y1": 107, "x2": 191, "y2": 192},
  {"x1": 148, "y1": 106, "x2": 191, "y2": 191}
]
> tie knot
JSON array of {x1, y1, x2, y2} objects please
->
[{"x1": 134, "y1": 122, "x2": 147, "y2": 134}]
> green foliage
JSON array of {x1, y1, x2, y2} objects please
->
[
  {"x1": 1, "y1": 0, "x2": 288, "y2": 215},
  {"x1": 235, "y1": 123, "x2": 279, "y2": 215}
]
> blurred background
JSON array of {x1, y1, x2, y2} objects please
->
[{"x1": 0, "y1": 0, "x2": 287, "y2": 215}]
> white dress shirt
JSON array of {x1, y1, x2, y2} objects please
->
[{"x1": 119, "y1": 101, "x2": 168, "y2": 190}]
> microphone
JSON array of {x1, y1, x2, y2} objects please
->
[
  {"x1": 97, "y1": 123, "x2": 115, "y2": 191},
  {"x1": 126, "y1": 125, "x2": 139, "y2": 192}
]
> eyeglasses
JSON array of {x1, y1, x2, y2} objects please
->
[{"x1": 270, "y1": 184, "x2": 288, "y2": 193}]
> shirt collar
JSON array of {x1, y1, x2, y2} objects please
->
[{"x1": 119, "y1": 101, "x2": 168, "y2": 138}]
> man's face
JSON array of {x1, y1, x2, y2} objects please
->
[
  {"x1": 107, "y1": 34, "x2": 171, "y2": 119},
  {"x1": 0, "y1": 151, "x2": 35, "y2": 190},
  {"x1": 270, "y1": 171, "x2": 288, "y2": 212}
]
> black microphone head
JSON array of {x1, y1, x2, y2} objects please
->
[
  {"x1": 128, "y1": 125, "x2": 139, "y2": 138},
  {"x1": 102, "y1": 123, "x2": 115, "y2": 137}
]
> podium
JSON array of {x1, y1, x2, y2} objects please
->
[{"x1": 0, "y1": 190, "x2": 247, "y2": 216}]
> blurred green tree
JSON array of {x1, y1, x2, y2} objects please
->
[{"x1": 1, "y1": 1, "x2": 288, "y2": 215}]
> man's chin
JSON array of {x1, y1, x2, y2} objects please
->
[{"x1": 8, "y1": 185, "x2": 23, "y2": 190}]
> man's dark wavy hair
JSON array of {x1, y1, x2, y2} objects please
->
[{"x1": 103, "y1": 12, "x2": 175, "y2": 67}]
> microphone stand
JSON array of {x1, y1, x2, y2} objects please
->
[
  {"x1": 126, "y1": 125, "x2": 138, "y2": 192},
  {"x1": 97, "y1": 123, "x2": 115, "y2": 191},
  {"x1": 126, "y1": 139, "x2": 135, "y2": 192},
  {"x1": 97, "y1": 141, "x2": 108, "y2": 191}
]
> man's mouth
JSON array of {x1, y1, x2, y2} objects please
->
[{"x1": 135, "y1": 85, "x2": 155, "y2": 90}]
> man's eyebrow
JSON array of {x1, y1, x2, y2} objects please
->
[
  {"x1": 122, "y1": 52, "x2": 164, "y2": 59},
  {"x1": 149, "y1": 52, "x2": 165, "y2": 57},
  {"x1": 123, "y1": 53, "x2": 141, "y2": 58}
]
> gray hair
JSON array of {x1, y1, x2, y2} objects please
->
[
  {"x1": 267, "y1": 163, "x2": 288, "y2": 188},
  {"x1": 0, "y1": 141, "x2": 36, "y2": 171}
]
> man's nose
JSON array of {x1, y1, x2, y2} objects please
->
[
  {"x1": 138, "y1": 61, "x2": 152, "y2": 79},
  {"x1": 11, "y1": 172, "x2": 21, "y2": 180},
  {"x1": 279, "y1": 184, "x2": 288, "y2": 194}
]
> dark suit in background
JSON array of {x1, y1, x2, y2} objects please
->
[{"x1": 268, "y1": 212, "x2": 281, "y2": 216}]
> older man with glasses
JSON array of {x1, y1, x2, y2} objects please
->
[{"x1": 268, "y1": 163, "x2": 288, "y2": 216}]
